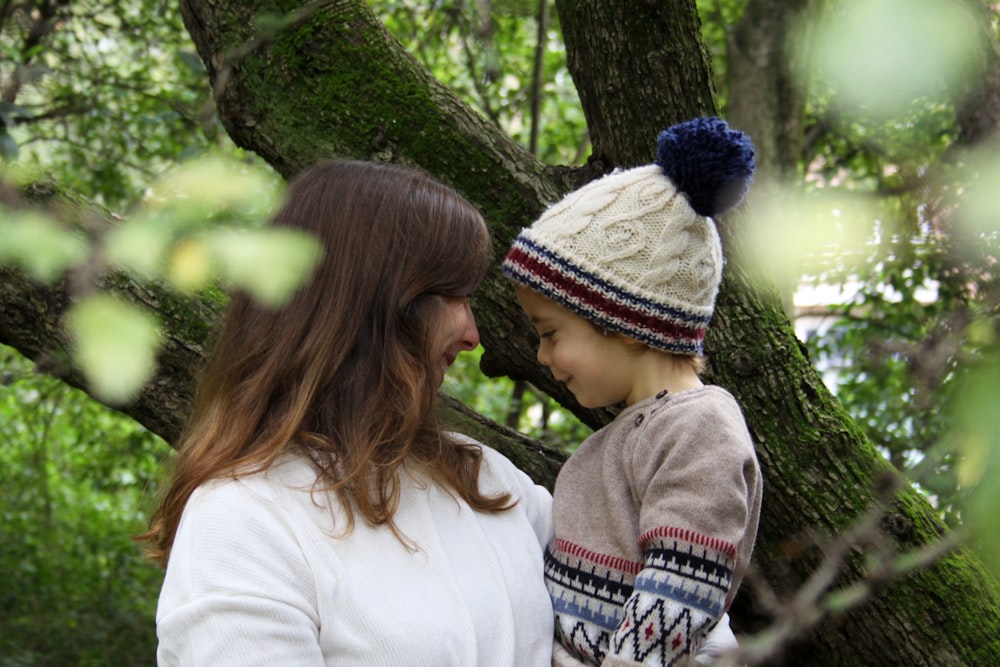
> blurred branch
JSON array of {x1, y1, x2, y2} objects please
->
[{"x1": 726, "y1": 473, "x2": 961, "y2": 666}]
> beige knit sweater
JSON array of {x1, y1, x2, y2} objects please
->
[{"x1": 545, "y1": 386, "x2": 763, "y2": 666}]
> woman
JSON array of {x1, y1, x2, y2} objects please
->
[{"x1": 142, "y1": 160, "x2": 555, "y2": 666}]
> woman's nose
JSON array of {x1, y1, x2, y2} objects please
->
[{"x1": 460, "y1": 302, "x2": 480, "y2": 350}]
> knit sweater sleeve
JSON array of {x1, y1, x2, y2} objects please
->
[
  {"x1": 156, "y1": 477, "x2": 324, "y2": 667},
  {"x1": 606, "y1": 390, "x2": 758, "y2": 667}
]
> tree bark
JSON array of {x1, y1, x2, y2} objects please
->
[
  {"x1": 1, "y1": 0, "x2": 998, "y2": 664},
  {"x1": 725, "y1": 0, "x2": 819, "y2": 182},
  {"x1": 555, "y1": 0, "x2": 718, "y2": 165}
]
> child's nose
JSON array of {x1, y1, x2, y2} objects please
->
[{"x1": 536, "y1": 341, "x2": 551, "y2": 367}]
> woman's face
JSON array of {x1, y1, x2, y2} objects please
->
[{"x1": 430, "y1": 296, "x2": 480, "y2": 386}]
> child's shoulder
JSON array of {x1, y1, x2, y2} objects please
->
[
  {"x1": 650, "y1": 384, "x2": 743, "y2": 418},
  {"x1": 642, "y1": 385, "x2": 753, "y2": 447},
  {"x1": 594, "y1": 385, "x2": 749, "y2": 449}
]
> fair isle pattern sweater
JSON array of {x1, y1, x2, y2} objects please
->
[{"x1": 545, "y1": 386, "x2": 762, "y2": 666}]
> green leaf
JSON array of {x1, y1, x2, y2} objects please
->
[
  {"x1": 952, "y1": 359, "x2": 1000, "y2": 578},
  {"x1": 65, "y1": 295, "x2": 162, "y2": 405},
  {"x1": 102, "y1": 218, "x2": 174, "y2": 280},
  {"x1": 0, "y1": 208, "x2": 89, "y2": 282},
  {"x1": 0, "y1": 102, "x2": 31, "y2": 126},
  {"x1": 150, "y1": 155, "x2": 281, "y2": 227},
  {"x1": 810, "y1": 0, "x2": 980, "y2": 121},
  {"x1": 205, "y1": 227, "x2": 323, "y2": 307},
  {"x1": 958, "y1": 148, "x2": 1000, "y2": 238},
  {"x1": 175, "y1": 50, "x2": 206, "y2": 74},
  {"x1": 166, "y1": 237, "x2": 213, "y2": 292}
]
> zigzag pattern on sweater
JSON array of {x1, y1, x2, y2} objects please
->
[{"x1": 544, "y1": 529, "x2": 736, "y2": 665}]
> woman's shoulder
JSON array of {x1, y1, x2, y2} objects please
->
[
  {"x1": 447, "y1": 432, "x2": 554, "y2": 546},
  {"x1": 187, "y1": 454, "x2": 319, "y2": 518},
  {"x1": 452, "y1": 432, "x2": 521, "y2": 476},
  {"x1": 448, "y1": 432, "x2": 551, "y2": 499},
  {"x1": 175, "y1": 453, "x2": 346, "y2": 564}
]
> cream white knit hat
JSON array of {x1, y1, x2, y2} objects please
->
[{"x1": 502, "y1": 117, "x2": 754, "y2": 355}]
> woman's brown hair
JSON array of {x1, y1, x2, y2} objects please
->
[{"x1": 141, "y1": 160, "x2": 511, "y2": 565}]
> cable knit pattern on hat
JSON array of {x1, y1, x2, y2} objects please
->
[{"x1": 503, "y1": 118, "x2": 754, "y2": 355}]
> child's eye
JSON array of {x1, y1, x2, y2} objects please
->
[{"x1": 539, "y1": 330, "x2": 555, "y2": 339}]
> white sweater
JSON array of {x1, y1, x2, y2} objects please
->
[{"x1": 157, "y1": 444, "x2": 556, "y2": 666}]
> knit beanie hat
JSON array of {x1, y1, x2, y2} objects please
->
[{"x1": 502, "y1": 117, "x2": 755, "y2": 356}]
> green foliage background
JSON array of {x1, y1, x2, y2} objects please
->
[{"x1": 0, "y1": 344, "x2": 171, "y2": 666}]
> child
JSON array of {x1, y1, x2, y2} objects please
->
[{"x1": 502, "y1": 117, "x2": 763, "y2": 666}]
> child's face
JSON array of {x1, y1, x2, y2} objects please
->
[{"x1": 514, "y1": 286, "x2": 645, "y2": 408}]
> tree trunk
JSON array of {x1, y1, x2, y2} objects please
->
[
  {"x1": 555, "y1": 0, "x2": 718, "y2": 164},
  {"x1": 1, "y1": 0, "x2": 998, "y2": 664},
  {"x1": 724, "y1": 0, "x2": 820, "y2": 183}
]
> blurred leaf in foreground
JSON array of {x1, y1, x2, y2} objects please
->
[
  {"x1": 204, "y1": 227, "x2": 323, "y2": 307},
  {"x1": 65, "y1": 294, "x2": 162, "y2": 405},
  {"x1": 0, "y1": 208, "x2": 89, "y2": 282},
  {"x1": 952, "y1": 356, "x2": 1000, "y2": 579}
]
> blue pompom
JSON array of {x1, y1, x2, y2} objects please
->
[{"x1": 655, "y1": 117, "x2": 755, "y2": 218}]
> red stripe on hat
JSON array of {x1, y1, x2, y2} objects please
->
[{"x1": 506, "y1": 245, "x2": 705, "y2": 344}]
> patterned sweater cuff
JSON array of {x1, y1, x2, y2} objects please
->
[{"x1": 609, "y1": 527, "x2": 736, "y2": 665}]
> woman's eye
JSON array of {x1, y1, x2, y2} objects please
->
[{"x1": 539, "y1": 330, "x2": 555, "y2": 339}]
